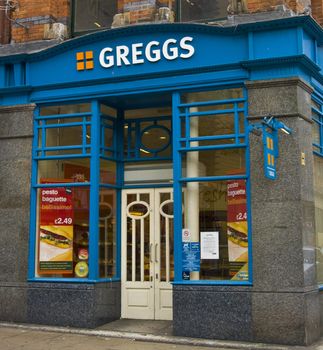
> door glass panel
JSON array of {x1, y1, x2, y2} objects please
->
[
  {"x1": 126, "y1": 193, "x2": 151, "y2": 282},
  {"x1": 158, "y1": 191, "x2": 174, "y2": 283}
]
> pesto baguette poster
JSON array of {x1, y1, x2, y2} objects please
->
[
  {"x1": 226, "y1": 179, "x2": 248, "y2": 281},
  {"x1": 38, "y1": 182, "x2": 74, "y2": 274}
]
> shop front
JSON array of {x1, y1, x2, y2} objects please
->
[{"x1": 0, "y1": 16, "x2": 322, "y2": 345}]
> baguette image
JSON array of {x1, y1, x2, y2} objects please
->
[
  {"x1": 40, "y1": 225, "x2": 73, "y2": 249},
  {"x1": 227, "y1": 222, "x2": 248, "y2": 248}
]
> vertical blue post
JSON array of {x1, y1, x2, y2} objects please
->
[
  {"x1": 244, "y1": 88, "x2": 253, "y2": 284},
  {"x1": 28, "y1": 106, "x2": 39, "y2": 279},
  {"x1": 116, "y1": 108, "x2": 124, "y2": 280},
  {"x1": 89, "y1": 100, "x2": 100, "y2": 280},
  {"x1": 172, "y1": 92, "x2": 182, "y2": 282}
]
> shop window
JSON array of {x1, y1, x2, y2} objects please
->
[
  {"x1": 72, "y1": 0, "x2": 228, "y2": 35},
  {"x1": 174, "y1": 88, "x2": 250, "y2": 283},
  {"x1": 31, "y1": 102, "x2": 119, "y2": 281},
  {"x1": 0, "y1": 7, "x2": 11, "y2": 45},
  {"x1": 312, "y1": 92, "x2": 323, "y2": 285}
]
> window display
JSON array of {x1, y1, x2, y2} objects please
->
[{"x1": 176, "y1": 87, "x2": 249, "y2": 282}]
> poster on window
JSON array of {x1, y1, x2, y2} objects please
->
[
  {"x1": 227, "y1": 179, "x2": 248, "y2": 281},
  {"x1": 38, "y1": 180, "x2": 74, "y2": 274}
]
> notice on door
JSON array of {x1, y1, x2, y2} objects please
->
[
  {"x1": 200, "y1": 231, "x2": 219, "y2": 260},
  {"x1": 38, "y1": 182, "x2": 74, "y2": 274}
]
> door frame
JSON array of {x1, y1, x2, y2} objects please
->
[{"x1": 121, "y1": 187, "x2": 173, "y2": 320}]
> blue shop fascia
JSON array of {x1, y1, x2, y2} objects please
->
[{"x1": 0, "y1": 15, "x2": 323, "y2": 346}]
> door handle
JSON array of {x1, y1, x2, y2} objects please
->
[
  {"x1": 149, "y1": 243, "x2": 153, "y2": 263},
  {"x1": 155, "y1": 243, "x2": 158, "y2": 263}
]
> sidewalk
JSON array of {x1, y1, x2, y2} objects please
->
[{"x1": 0, "y1": 322, "x2": 322, "y2": 350}]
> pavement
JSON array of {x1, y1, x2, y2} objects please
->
[{"x1": 0, "y1": 320, "x2": 323, "y2": 350}]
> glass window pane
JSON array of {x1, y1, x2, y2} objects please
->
[
  {"x1": 36, "y1": 186, "x2": 90, "y2": 279},
  {"x1": 74, "y1": 0, "x2": 117, "y2": 32},
  {"x1": 103, "y1": 127, "x2": 114, "y2": 150},
  {"x1": 124, "y1": 161, "x2": 173, "y2": 185},
  {"x1": 182, "y1": 149, "x2": 245, "y2": 178},
  {"x1": 189, "y1": 114, "x2": 235, "y2": 137},
  {"x1": 101, "y1": 104, "x2": 117, "y2": 117},
  {"x1": 313, "y1": 121, "x2": 320, "y2": 146},
  {"x1": 182, "y1": 89, "x2": 243, "y2": 103},
  {"x1": 182, "y1": 180, "x2": 249, "y2": 281},
  {"x1": 46, "y1": 125, "x2": 83, "y2": 148},
  {"x1": 38, "y1": 159, "x2": 90, "y2": 183},
  {"x1": 180, "y1": 0, "x2": 227, "y2": 22},
  {"x1": 40, "y1": 103, "x2": 90, "y2": 116},
  {"x1": 100, "y1": 159, "x2": 117, "y2": 184},
  {"x1": 99, "y1": 188, "x2": 117, "y2": 278}
]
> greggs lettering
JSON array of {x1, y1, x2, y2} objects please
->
[{"x1": 99, "y1": 36, "x2": 195, "y2": 68}]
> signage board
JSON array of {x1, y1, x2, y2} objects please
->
[
  {"x1": 182, "y1": 242, "x2": 200, "y2": 272},
  {"x1": 38, "y1": 180, "x2": 74, "y2": 274},
  {"x1": 263, "y1": 128, "x2": 277, "y2": 180}
]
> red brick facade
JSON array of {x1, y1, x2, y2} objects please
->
[{"x1": 0, "y1": 0, "x2": 321, "y2": 44}]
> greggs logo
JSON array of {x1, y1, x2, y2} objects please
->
[
  {"x1": 76, "y1": 37, "x2": 195, "y2": 72},
  {"x1": 76, "y1": 51, "x2": 94, "y2": 71}
]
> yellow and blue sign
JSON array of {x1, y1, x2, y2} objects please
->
[{"x1": 263, "y1": 129, "x2": 277, "y2": 180}]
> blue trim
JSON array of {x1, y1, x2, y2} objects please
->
[
  {"x1": 319, "y1": 285, "x2": 323, "y2": 291},
  {"x1": 172, "y1": 92, "x2": 182, "y2": 283},
  {"x1": 244, "y1": 87, "x2": 253, "y2": 284},
  {"x1": 89, "y1": 100, "x2": 100, "y2": 280},
  {"x1": 116, "y1": 108, "x2": 124, "y2": 279},
  {"x1": 28, "y1": 277, "x2": 121, "y2": 283}
]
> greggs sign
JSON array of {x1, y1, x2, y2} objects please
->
[{"x1": 76, "y1": 36, "x2": 195, "y2": 71}]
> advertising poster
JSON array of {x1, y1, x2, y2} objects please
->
[
  {"x1": 227, "y1": 179, "x2": 248, "y2": 280},
  {"x1": 38, "y1": 181, "x2": 74, "y2": 274}
]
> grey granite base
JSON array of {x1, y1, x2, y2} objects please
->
[
  {"x1": 26, "y1": 282, "x2": 121, "y2": 328},
  {"x1": 173, "y1": 285, "x2": 320, "y2": 346},
  {"x1": 0, "y1": 282, "x2": 121, "y2": 329}
]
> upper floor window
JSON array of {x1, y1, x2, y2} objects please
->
[
  {"x1": 0, "y1": 5, "x2": 11, "y2": 44},
  {"x1": 72, "y1": 0, "x2": 228, "y2": 35}
]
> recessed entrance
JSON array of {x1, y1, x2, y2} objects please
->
[{"x1": 121, "y1": 188, "x2": 174, "y2": 320}]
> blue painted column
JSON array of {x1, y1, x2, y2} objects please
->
[
  {"x1": 172, "y1": 92, "x2": 182, "y2": 282},
  {"x1": 89, "y1": 100, "x2": 100, "y2": 280}
]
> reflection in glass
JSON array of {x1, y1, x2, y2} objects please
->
[
  {"x1": 99, "y1": 189, "x2": 117, "y2": 278},
  {"x1": 182, "y1": 149, "x2": 245, "y2": 178},
  {"x1": 182, "y1": 180, "x2": 248, "y2": 281},
  {"x1": 38, "y1": 159, "x2": 90, "y2": 183}
]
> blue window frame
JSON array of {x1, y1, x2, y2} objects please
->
[
  {"x1": 172, "y1": 87, "x2": 252, "y2": 285},
  {"x1": 312, "y1": 91, "x2": 323, "y2": 157},
  {"x1": 28, "y1": 101, "x2": 121, "y2": 282}
]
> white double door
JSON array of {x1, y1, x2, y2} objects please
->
[{"x1": 121, "y1": 188, "x2": 174, "y2": 320}]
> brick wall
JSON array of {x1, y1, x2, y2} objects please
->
[
  {"x1": 312, "y1": 0, "x2": 323, "y2": 25},
  {"x1": 10, "y1": 0, "x2": 70, "y2": 43},
  {"x1": 4, "y1": 0, "x2": 322, "y2": 43}
]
